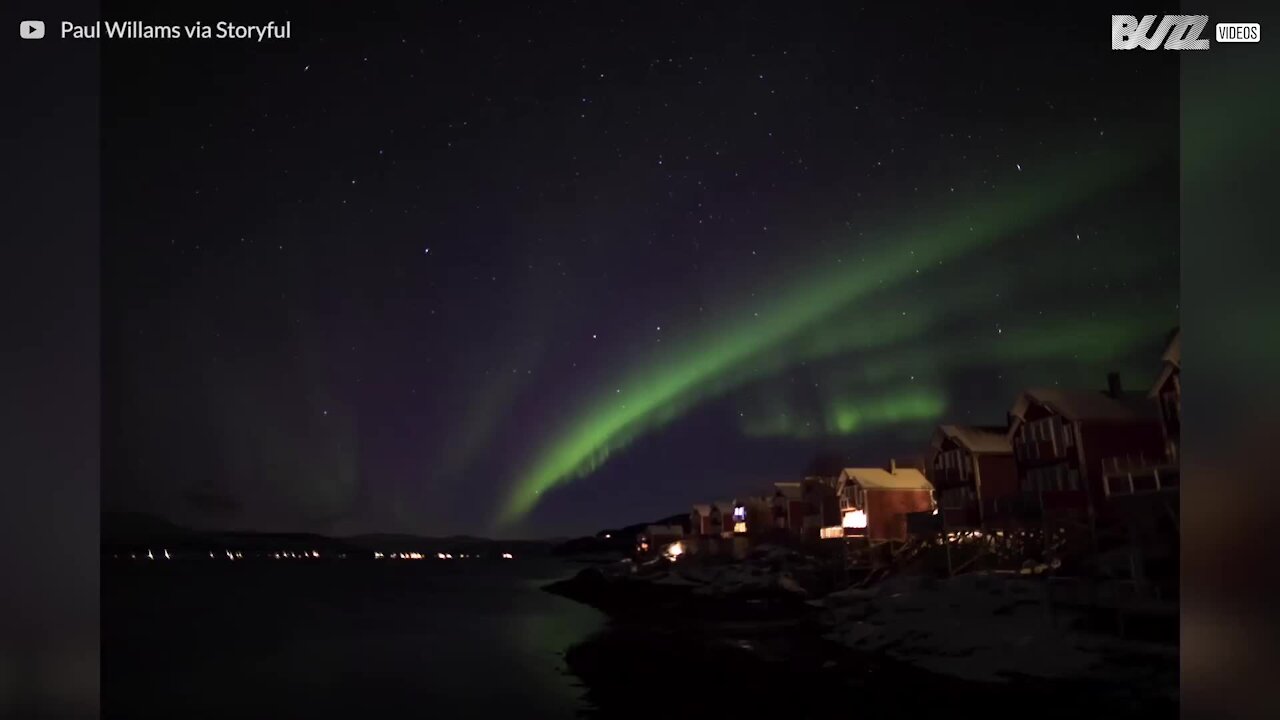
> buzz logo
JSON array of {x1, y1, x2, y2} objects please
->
[{"x1": 1112, "y1": 15, "x2": 1210, "y2": 49}]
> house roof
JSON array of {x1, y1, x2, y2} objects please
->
[
  {"x1": 1162, "y1": 329, "x2": 1181, "y2": 368},
  {"x1": 1010, "y1": 387, "x2": 1157, "y2": 425},
  {"x1": 1150, "y1": 328, "x2": 1181, "y2": 398},
  {"x1": 773, "y1": 482, "x2": 804, "y2": 500},
  {"x1": 713, "y1": 501, "x2": 735, "y2": 514},
  {"x1": 839, "y1": 467, "x2": 934, "y2": 491},
  {"x1": 691, "y1": 503, "x2": 712, "y2": 516},
  {"x1": 932, "y1": 424, "x2": 1011, "y2": 455}
]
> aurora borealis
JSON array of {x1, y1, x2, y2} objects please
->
[
  {"x1": 496, "y1": 144, "x2": 1164, "y2": 523},
  {"x1": 103, "y1": 2, "x2": 1179, "y2": 537}
]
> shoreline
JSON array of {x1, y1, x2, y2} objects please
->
[{"x1": 545, "y1": 560, "x2": 1177, "y2": 718}]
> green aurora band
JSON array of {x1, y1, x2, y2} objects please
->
[{"x1": 496, "y1": 146, "x2": 1165, "y2": 526}]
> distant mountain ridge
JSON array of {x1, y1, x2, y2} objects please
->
[
  {"x1": 552, "y1": 513, "x2": 689, "y2": 556},
  {"x1": 101, "y1": 512, "x2": 552, "y2": 556}
]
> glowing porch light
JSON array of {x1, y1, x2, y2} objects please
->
[
  {"x1": 841, "y1": 509, "x2": 868, "y2": 529},
  {"x1": 663, "y1": 541, "x2": 684, "y2": 560}
]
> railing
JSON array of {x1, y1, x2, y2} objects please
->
[
  {"x1": 1014, "y1": 438, "x2": 1065, "y2": 464},
  {"x1": 1100, "y1": 453, "x2": 1157, "y2": 475},
  {"x1": 1104, "y1": 466, "x2": 1179, "y2": 498}
]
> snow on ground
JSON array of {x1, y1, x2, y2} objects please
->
[
  {"x1": 637, "y1": 545, "x2": 818, "y2": 597},
  {"x1": 820, "y1": 573, "x2": 1111, "y2": 682}
]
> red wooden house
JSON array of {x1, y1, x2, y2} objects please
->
[
  {"x1": 1100, "y1": 329, "x2": 1181, "y2": 501},
  {"x1": 925, "y1": 424, "x2": 1017, "y2": 529},
  {"x1": 834, "y1": 461, "x2": 936, "y2": 543},
  {"x1": 770, "y1": 482, "x2": 807, "y2": 533},
  {"x1": 1005, "y1": 374, "x2": 1164, "y2": 526},
  {"x1": 1151, "y1": 328, "x2": 1181, "y2": 463},
  {"x1": 690, "y1": 504, "x2": 719, "y2": 536}
]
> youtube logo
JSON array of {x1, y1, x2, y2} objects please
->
[{"x1": 20, "y1": 20, "x2": 46, "y2": 39}]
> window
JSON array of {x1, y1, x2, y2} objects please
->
[{"x1": 841, "y1": 509, "x2": 867, "y2": 529}]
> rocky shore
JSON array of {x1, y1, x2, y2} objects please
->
[{"x1": 547, "y1": 547, "x2": 1177, "y2": 717}]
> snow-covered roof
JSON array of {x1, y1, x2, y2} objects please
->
[
  {"x1": 1010, "y1": 388, "x2": 1156, "y2": 424},
  {"x1": 773, "y1": 482, "x2": 804, "y2": 499},
  {"x1": 933, "y1": 425, "x2": 1011, "y2": 455},
  {"x1": 839, "y1": 467, "x2": 934, "y2": 491}
]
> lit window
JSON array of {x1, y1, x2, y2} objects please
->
[
  {"x1": 733, "y1": 521, "x2": 747, "y2": 533},
  {"x1": 841, "y1": 509, "x2": 867, "y2": 529}
]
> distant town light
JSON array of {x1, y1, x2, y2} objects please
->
[{"x1": 501, "y1": 552, "x2": 514, "y2": 559}]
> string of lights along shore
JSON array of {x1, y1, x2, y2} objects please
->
[{"x1": 103, "y1": 3, "x2": 1179, "y2": 540}]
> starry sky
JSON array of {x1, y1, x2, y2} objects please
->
[{"x1": 102, "y1": 1, "x2": 1179, "y2": 538}]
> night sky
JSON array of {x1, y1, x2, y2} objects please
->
[{"x1": 102, "y1": 1, "x2": 1179, "y2": 538}]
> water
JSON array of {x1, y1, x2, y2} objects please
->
[{"x1": 103, "y1": 558, "x2": 605, "y2": 719}]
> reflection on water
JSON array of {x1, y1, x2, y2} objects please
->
[{"x1": 103, "y1": 559, "x2": 605, "y2": 719}]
